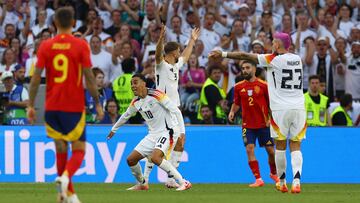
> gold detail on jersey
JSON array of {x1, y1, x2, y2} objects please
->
[
  {"x1": 52, "y1": 43, "x2": 71, "y2": 50},
  {"x1": 241, "y1": 88, "x2": 246, "y2": 92},
  {"x1": 254, "y1": 85, "x2": 260, "y2": 94},
  {"x1": 266, "y1": 141, "x2": 272, "y2": 145}
]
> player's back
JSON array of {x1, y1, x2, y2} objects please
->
[
  {"x1": 266, "y1": 53, "x2": 305, "y2": 111},
  {"x1": 155, "y1": 58, "x2": 184, "y2": 107},
  {"x1": 37, "y1": 34, "x2": 92, "y2": 112}
]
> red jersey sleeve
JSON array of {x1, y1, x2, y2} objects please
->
[
  {"x1": 35, "y1": 41, "x2": 47, "y2": 69},
  {"x1": 233, "y1": 83, "x2": 241, "y2": 106},
  {"x1": 80, "y1": 40, "x2": 92, "y2": 68}
]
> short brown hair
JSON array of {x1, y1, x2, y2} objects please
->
[
  {"x1": 164, "y1": 42, "x2": 180, "y2": 55},
  {"x1": 55, "y1": 7, "x2": 74, "y2": 29},
  {"x1": 309, "y1": 75, "x2": 320, "y2": 82}
]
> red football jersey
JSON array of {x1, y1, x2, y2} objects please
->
[
  {"x1": 36, "y1": 34, "x2": 92, "y2": 112},
  {"x1": 233, "y1": 78, "x2": 270, "y2": 129}
]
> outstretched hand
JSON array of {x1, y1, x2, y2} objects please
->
[
  {"x1": 159, "y1": 24, "x2": 166, "y2": 40},
  {"x1": 208, "y1": 50, "x2": 222, "y2": 59},
  {"x1": 191, "y1": 27, "x2": 201, "y2": 41}
]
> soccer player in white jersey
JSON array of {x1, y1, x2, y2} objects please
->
[
  {"x1": 209, "y1": 32, "x2": 307, "y2": 194},
  {"x1": 142, "y1": 24, "x2": 200, "y2": 188},
  {"x1": 107, "y1": 74, "x2": 191, "y2": 191}
]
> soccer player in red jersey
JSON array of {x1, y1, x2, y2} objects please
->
[
  {"x1": 27, "y1": 7, "x2": 104, "y2": 203},
  {"x1": 228, "y1": 60, "x2": 279, "y2": 188}
]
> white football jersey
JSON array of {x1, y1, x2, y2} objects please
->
[
  {"x1": 155, "y1": 57, "x2": 184, "y2": 106},
  {"x1": 258, "y1": 53, "x2": 305, "y2": 111},
  {"x1": 111, "y1": 89, "x2": 185, "y2": 135}
]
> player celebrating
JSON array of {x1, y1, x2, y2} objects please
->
[
  {"x1": 143, "y1": 24, "x2": 200, "y2": 188},
  {"x1": 228, "y1": 60, "x2": 279, "y2": 188},
  {"x1": 107, "y1": 74, "x2": 191, "y2": 191},
  {"x1": 210, "y1": 32, "x2": 306, "y2": 193},
  {"x1": 27, "y1": 7, "x2": 104, "y2": 203}
]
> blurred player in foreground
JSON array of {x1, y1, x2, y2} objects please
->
[{"x1": 27, "y1": 7, "x2": 104, "y2": 203}]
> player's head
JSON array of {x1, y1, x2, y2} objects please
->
[
  {"x1": 131, "y1": 73, "x2": 147, "y2": 97},
  {"x1": 241, "y1": 60, "x2": 257, "y2": 81},
  {"x1": 122, "y1": 58, "x2": 136, "y2": 74},
  {"x1": 309, "y1": 75, "x2": 320, "y2": 94},
  {"x1": 208, "y1": 65, "x2": 223, "y2": 83},
  {"x1": 164, "y1": 42, "x2": 181, "y2": 61},
  {"x1": 272, "y1": 32, "x2": 291, "y2": 52},
  {"x1": 54, "y1": 7, "x2": 75, "y2": 30},
  {"x1": 340, "y1": 93, "x2": 353, "y2": 110}
]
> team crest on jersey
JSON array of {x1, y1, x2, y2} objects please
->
[
  {"x1": 247, "y1": 90, "x2": 253, "y2": 96},
  {"x1": 254, "y1": 86, "x2": 260, "y2": 94}
]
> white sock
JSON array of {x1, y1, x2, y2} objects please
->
[
  {"x1": 169, "y1": 151, "x2": 183, "y2": 168},
  {"x1": 167, "y1": 151, "x2": 183, "y2": 182},
  {"x1": 275, "y1": 150, "x2": 287, "y2": 185},
  {"x1": 159, "y1": 159, "x2": 184, "y2": 184},
  {"x1": 130, "y1": 163, "x2": 144, "y2": 184},
  {"x1": 143, "y1": 159, "x2": 154, "y2": 181},
  {"x1": 291, "y1": 150, "x2": 303, "y2": 186}
]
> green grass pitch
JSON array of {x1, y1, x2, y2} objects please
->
[{"x1": 1, "y1": 183, "x2": 360, "y2": 203}]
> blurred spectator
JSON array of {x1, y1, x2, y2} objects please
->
[
  {"x1": 345, "y1": 41, "x2": 360, "y2": 101},
  {"x1": 85, "y1": 68, "x2": 113, "y2": 123},
  {"x1": 96, "y1": 0, "x2": 113, "y2": 29},
  {"x1": 277, "y1": 13, "x2": 293, "y2": 35},
  {"x1": 140, "y1": 0, "x2": 160, "y2": 38},
  {"x1": 0, "y1": 0, "x2": 23, "y2": 33},
  {"x1": 25, "y1": 39, "x2": 45, "y2": 82},
  {"x1": 0, "y1": 48, "x2": 17, "y2": 73},
  {"x1": 111, "y1": 41, "x2": 139, "y2": 79},
  {"x1": 29, "y1": 0, "x2": 55, "y2": 27},
  {"x1": 141, "y1": 22, "x2": 160, "y2": 66},
  {"x1": 256, "y1": 10, "x2": 275, "y2": 41},
  {"x1": 166, "y1": 15, "x2": 189, "y2": 46},
  {"x1": 84, "y1": 17, "x2": 113, "y2": 51},
  {"x1": 198, "y1": 105, "x2": 224, "y2": 125},
  {"x1": 13, "y1": 64, "x2": 26, "y2": 86},
  {"x1": 333, "y1": 37, "x2": 347, "y2": 99},
  {"x1": 198, "y1": 65, "x2": 228, "y2": 124},
  {"x1": 338, "y1": 4, "x2": 354, "y2": 39},
  {"x1": 348, "y1": 26, "x2": 360, "y2": 45},
  {"x1": 180, "y1": 53, "x2": 206, "y2": 111},
  {"x1": 199, "y1": 12, "x2": 220, "y2": 56},
  {"x1": 0, "y1": 24, "x2": 16, "y2": 56},
  {"x1": 77, "y1": 9, "x2": 98, "y2": 34},
  {"x1": 304, "y1": 75, "x2": 330, "y2": 126},
  {"x1": 105, "y1": 9, "x2": 122, "y2": 36},
  {"x1": 331, "y1": 93, "x2": 353, "y2": 126},
  {"x1": 194, "y1": 39, "x2": 207, "y2": 67},
  {"x1": 119, "y1": 0, "x2": 145, "y2": 41},
  {"x1": 90, "y1": 35, "x2": 113, "y2": 85},
  {"x1": 10, "y1": 37, "x2": 30, "y2": 67},
  {"x1": 306, "y1": 37, "x2": 337, "y2": 101},
  {"x1": 114, "y1": 23, "x2": 141, "y2": 58},
  {"x1": 232, "y1": 19, "x2": 251, "y2": 52},
  {"x1": 28, "y1": 9, "x2": 48, "y2": 43},
  {"x1": 292, "y1": 10, "x2": 317, "y2": 58},
  {"x1": 99, "y1": 98, "x2": 120, "y2": 124},
  {"x1": 1, "y1": 71, "x2": 28, "y2": 125}
]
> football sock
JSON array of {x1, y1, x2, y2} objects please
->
[
  {"x1": 56, "y1": 152, "x2": 67, "y2": 176},
  {"x1": 275, "y1": 150, "x2": 287, "y2": 185},
  {"x1": 159, "y1": 159, "x2": 184, "y2": 184},
  {"x1": 143, "y1": 159, "x2": 154, "y2": 181},
  {"x1": 130, "y1": 163, "x2": 145, "y2": 184},
  {"x1": 167, "y1": 151, "x2": 182, "y2": 181},
  {"x1": 64, "y1": 150, "x2": 85, "y2": 178},
  {"x1": 291, "y1": 150, "x2": 303, "y2": 185},
  {"x1": 269, "y1": 159, "x2": 277, "y2": 175},
  {"x1": 68, "y1": 180, "x2": 75, "y2": 194},
  {"x1": 248, "y1": 160, "x2": 261, "y2": 179}
]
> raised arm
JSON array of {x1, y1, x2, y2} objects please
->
[
  {"x1": 155, "y1": 24, "x2": 166, "y2": 64},
  {"x1": 209, "y1": 50, "x2": 259, "y2": 64},
  {"x1": 180, "y1": 27, "x2": 201, "y2": 63},
  {"x1": 107, "y1": 103, "x2": 138, "y2": 139}
]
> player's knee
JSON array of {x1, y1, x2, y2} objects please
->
[
  {"x1": 150, "y1": 156, "x2": 162, "y2": 165},
  {"x1": 127, "y1": 157, "x2": 137, "y2": 166},
  {"x1": 246, "y1": 144, "x2": 255, "y2": 154}
]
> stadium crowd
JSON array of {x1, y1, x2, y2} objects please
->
[{"x1": 0, "y1": 0, "x2": 359, "y2": 126}]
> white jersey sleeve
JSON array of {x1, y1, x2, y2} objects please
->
[
  {"x1": 158, "y1": 93, "x2": 186, "y2": 134},
  {"x1": 111, "y1": 99, "x2": 138, "y2": 133}
]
